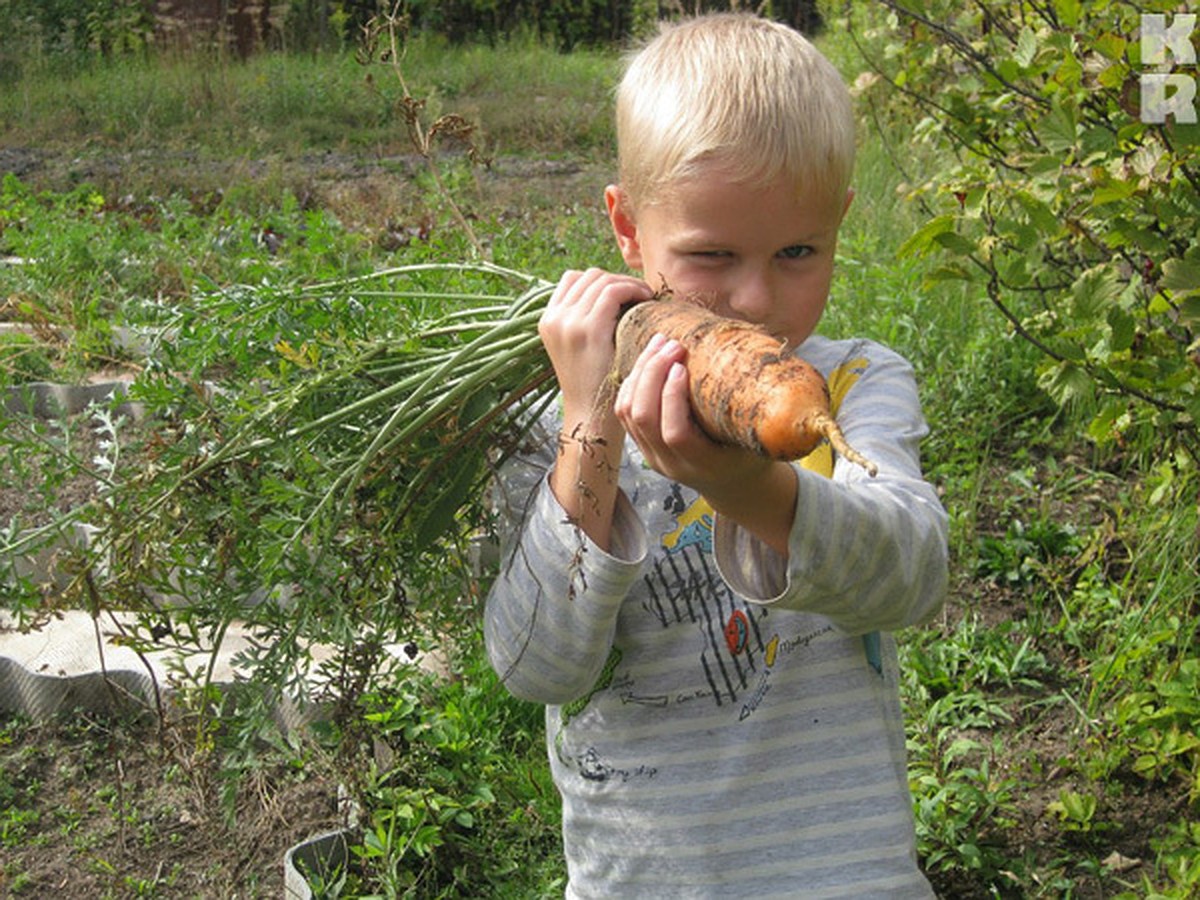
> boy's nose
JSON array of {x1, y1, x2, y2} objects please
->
[{"x1": 727, "y1": 271, "x2": 775, "y2": 322}]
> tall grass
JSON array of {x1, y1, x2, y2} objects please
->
[{"x1": 0, "y1": 34, "x2": 617, "y2": 159}]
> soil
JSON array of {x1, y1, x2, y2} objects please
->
[
  {"x1": 0, "y1": 144, "x2": 610, "y2": 238},
  {"x1": 0, "y1": 708, "x2": 345, "y2": 898},
  {"x1": 0, "y1": 405, "x2": 126, "y2": 528}
]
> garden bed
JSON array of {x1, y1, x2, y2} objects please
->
[
  {"x1": 0, "y1": 707, "x2": 347, "y2": 897},
  {"x1": 0, "y1": 376, "x2": 439, "y2": 898}
]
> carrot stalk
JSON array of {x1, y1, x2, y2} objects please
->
[{"x1": 614, "y1": 297, "x2": 879, "y2": 477}]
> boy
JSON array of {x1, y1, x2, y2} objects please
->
[{"x1": 485, "y1": 12, "x2": 948, "y2": 897}]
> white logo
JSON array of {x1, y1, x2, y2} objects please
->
[{"x1": 1140, "y1": 14, "x2": 1198, "y2": 123}]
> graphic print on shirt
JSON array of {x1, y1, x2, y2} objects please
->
[
  {"x1": 550, "y1": 353, "x2": 885, "y2": 772},
  {"x1": 647, "y1": 354, "x2": 884, "y2": 704},
  {"x1": 554, "y1": 647, "x2": 631, "y2": 772},
  {"x1": 641, "y1": 492, "x2": 771, "y2": 708}
]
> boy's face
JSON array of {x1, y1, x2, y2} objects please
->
[{"x1": 606, "y1": 167, "x2": 851, "y2": 349}]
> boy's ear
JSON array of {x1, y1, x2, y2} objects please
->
[
  {"x1": 605, "y1": 185, "x2": 644, "y2": 270},
  {"x1": 842, "y1": 189, "x2": 855, "y2": 221}
]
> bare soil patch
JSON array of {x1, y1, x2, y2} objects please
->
[
  {"x1": 0, "y1": 709, "x2": 343, "y2": 897},
  {"x1": 0, "y1": 409, "x2": 119, "y2": 528}
]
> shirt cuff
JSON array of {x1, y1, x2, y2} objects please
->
[{"x1": 712, "y1": 509, "x2": 788, "y2": 604}]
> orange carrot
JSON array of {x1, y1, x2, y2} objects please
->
[{"x1": 614, "y1": 297, "x2": 878, "y2": 476}]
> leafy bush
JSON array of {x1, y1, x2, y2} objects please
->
[
  {"x1": 328, "y1": 643, "x2": 562, "y2": 895},
  {"x1": 851, "y1": 0, "x2": 1200, "y2": 464}
]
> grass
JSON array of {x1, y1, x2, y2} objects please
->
[
  {"x1": 0, "y1": 34, "x2": 617, "y2": 161},
  {"x1": 1, "y1": 17, "x2": 1198, "y2": 899}
]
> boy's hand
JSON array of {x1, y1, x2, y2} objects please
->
[
  {"x1": 539, "y1": 268, "x2": 654, "y2": 434},
  {"x1": 541, "y1": 268, "x2": 654, "y2": 552},
  {"x1": 615, "y1": 335, "x2": 798, "y2": 556}
]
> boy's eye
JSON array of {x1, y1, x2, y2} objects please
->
[{"x1": 778, "y1": 245, "x2": 814, "y2": 260}]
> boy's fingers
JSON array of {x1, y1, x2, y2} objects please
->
[
  {"x1": 551, "y1": 269, "x2": 651, "y2": 314},
  {"x1": 658, "y1": 361, "x2": 693, "y2": 447},
  {"x1": 617, "y1": 336, "x2": 684, "y2": 436},
  {"x1": 543, "y1": 272, "x2": 655, "y2": 364}
]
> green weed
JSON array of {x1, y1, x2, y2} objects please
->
[
  {"x1": 0, "y1": 35, "x2": 617, "y2": 161},
  {"x1": 329, "y1": 631, "x2": 562, "y2": 896},
  {"x1": 0, "y1": 333, "x2": 53, "y2": 382}
]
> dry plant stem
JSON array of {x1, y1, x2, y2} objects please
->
[
  {"x1": 553, "y1": 415, "x2": 624, "y2": 555},
  {"x1": 559, "y1": 365, "x2": 626, "y2": 552},
  {"x1": 363, "y1": 2, "x2": 489, "y2": 259}
]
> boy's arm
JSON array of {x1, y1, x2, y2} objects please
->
[
  {"x1": 539, "y1": 268, "x2": 653, "y2": 551},
  {"x1": 483, "y1": 418, "x2": 647, "y2": 705},
  {"x1": 484, "y1": 268, "x2": 653, "y2": 704},
  {"x1": 548, "y1": 413, "x2": 625, "y2": 552},
  {"x1": 712, "y1": 341, "x2": 949, "y2": 633}
]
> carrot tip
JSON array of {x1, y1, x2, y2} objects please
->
[{"x1": 817, "y1": 414, "x2": 879, "y2": 477}]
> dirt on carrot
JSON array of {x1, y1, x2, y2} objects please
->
[{"x1": 613, "y1": 296, "x2": 878, "y2": 476}]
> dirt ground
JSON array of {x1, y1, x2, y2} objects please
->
[
  {"x1": 0, "y1": 708, "x2": 345, "y2": 898},
  {"x1": 0, "y1": 405, "x2": 120, "y2": 527}
]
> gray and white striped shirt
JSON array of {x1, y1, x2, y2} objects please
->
[{"x1": 485, "y1": 334, "x2": 948, "y2": 898}]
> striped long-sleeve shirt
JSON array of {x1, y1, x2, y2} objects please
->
[{"x1": 484, "y1": 334, "x2": 948, "y2": 898}]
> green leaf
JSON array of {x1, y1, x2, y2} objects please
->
[
  {"x1": 1039, "y1": 360, "x2": 1094, "y2": 406},
  {"x1": 412, "y1": 449, "x2": 484, "y2": 551},
  {"x1": 1056, "y1": 789, "x2": 1097, "y2": 825},
  {"x1": 1161, "y1": 256, "x2": 1200, "y2": 299},
  {"x1": 1080, "y1": 124, "x2": 1118, "y2": 157},
  {"x1": 1096, "y1": 60, "x2": 1129, "y2": 90},
  {"x1": 1093, "y1": 33, "x2": 1127, "y2": 62},
  {"x1": 1013, "y1": 190, "x2": 1060, "y2": 236},
  {"x1": 898, "y1": 215, "x2": 961, "y2": 259},
  {"x1": 1086, "y1": 399, "x2": 1126, "y2": 444},
  {"x1": 1177, "y1": 297, "x2": 1200, "y2": 327},
  {"x1": 1092, "y1": 176, "x2": 1137, "y2": 206},
  {"x1": 1039, "y1": 102, "x2": 1078, "y2": 153},
  {"x1": 1132, "y1": 753, "x2": 1159, "y2": 775},
  {"x1": 995, "y1": 58, "x2": 1021, "y2": 85},
  {"x1": 1015, "y1": 27, "x2": 1039, "y2": 68},
  {"x1": 1104, "y1": 217, "x2": 1170, "y2": 255},
  {"x1": 1053, "y1": 53, "x2": 1083, "y2": 92},
  {"x1": 460, "y1": 385, "x2": 498, "y2": 427},
  {"x1": 932, "y1": 230, "x2": 977, "y2": 256},
  {"x1": 1072, "y1": 266, "x2": 1122, "y2": 319},
  {"x1": 1108, "y1": 307, "x2": 1136, "y2": 352}
]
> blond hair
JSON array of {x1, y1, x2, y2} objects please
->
[{"x1": 615, "y1": 13, "x2": 855, "y2": 208}]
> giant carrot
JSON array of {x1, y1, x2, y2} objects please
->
[{"x1": 614, "y1": 296, "x2": 878, "y2": 476}]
